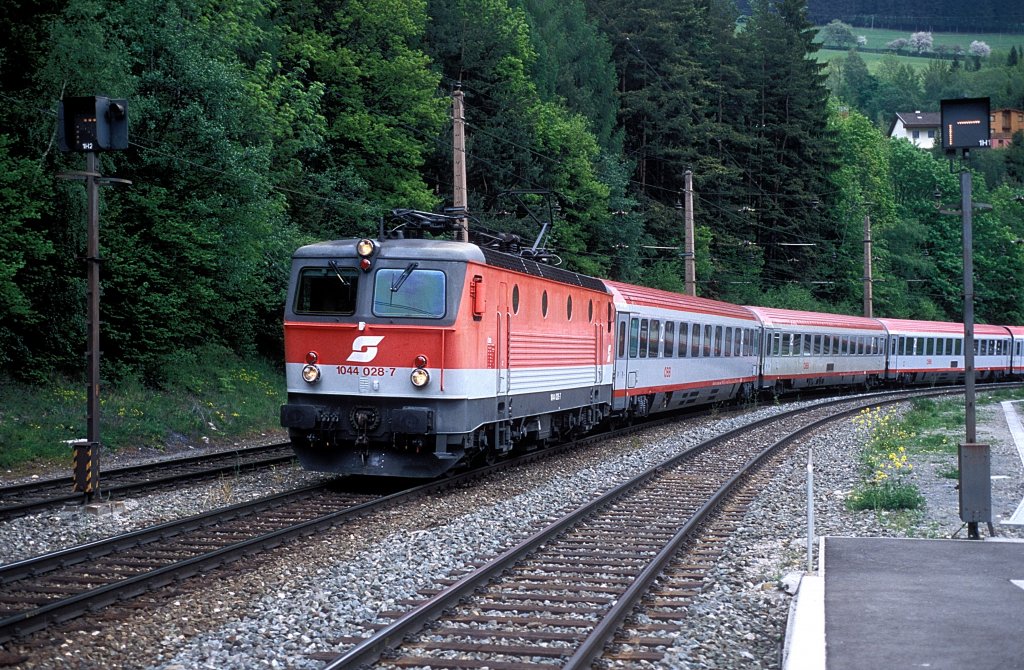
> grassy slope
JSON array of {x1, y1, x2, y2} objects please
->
[{"x1": 815, "y1": 26, "x2": 1024, "y2": 72}]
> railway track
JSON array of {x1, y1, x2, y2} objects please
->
[
  {"x1": 0, "y1": 481, "x2": 387, "y2": 644},
  {"x1": 317, "y1": 389, "x2": 960, "y2": 670},
  {"x1": 0, "y1": 385, "x2": 1003, "y2": 653},
  {"x1": 0, "y1": 442, "x2": 297, "y2": 521}
]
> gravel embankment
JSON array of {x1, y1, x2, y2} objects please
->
[{"x1": 2, "y1": 395, "x2": 1022, "y2": 670}]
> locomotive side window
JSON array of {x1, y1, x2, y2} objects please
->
[
  {"x1": 372, "y1": 268, "x2": 446, "y2": 318},
  {"x1": 512, "y1": 285, "x2": 520, "y2": 314},
  {"x1": 542, "y1": 291, "x2": 549, "y2": 318},
  {"x1": 567, "y1": 295, "x2": 573, "y2": 321},
  {"x1": 588, "y1": 299, "x2": 593, "y2": 322},
  {"x1": 295, "y1": 266, "x2": 359, "y2": 315}
]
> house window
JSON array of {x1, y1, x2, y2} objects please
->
[
  {"x1": 912, "y1": 130, "x2": 920, "y2": 139},
  {"x1": 927, "y1": 129, "x2": 935, "y2": 138}
]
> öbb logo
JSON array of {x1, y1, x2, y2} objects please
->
[{"x1": 348, "y1": 336, "x2": 385, "y2": 363}]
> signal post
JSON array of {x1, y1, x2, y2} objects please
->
[{"x1": 56, "y1": 96, "x2": 130, "y2": 503}]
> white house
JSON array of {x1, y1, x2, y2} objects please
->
[{"x1": 888, "y1": 111, "x2": 941, "y2": 149}]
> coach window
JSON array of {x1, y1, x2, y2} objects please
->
[
  {"x1": 678, "y1": 323, "x2": 689, "y2": 357},
  {"x1": 665, "y1": 322, "x2": 676, "y2": 357},
  {"x1": 618, "y1": 320, "x2": 627, "y2": 358},
  {"x1": 723, "y1": 327, "x2": 733, "y2": 356},
  {"x1": 648, "y1": 320, "x2": 661, "y2": 358},
  {"x1": 629, "y1": 318, "x2": 640, "y2": 358},
  {"x1": 773, "y1": 333, "x2": 782, "y2": 357},
  {"x1": 704, "y1": 325, "x2": 713, "y2": 357},
  {"x1": 692, "y1": 324, "x2": 702, "y2": 357},
  {"x1": 926, "y1": 338, "x2": 934, "y2": 356},
  {"x1": 713, "y1": 326, "x2": 723, "y2": 357},
  {"x1": 812, "y1": 335, "x2": 822, "y2": 356},
  {"x1": 566, "y1": 295, "x2": 573, "y2": 321},
  {"x1": 372, "y1": 268, "x2": 446, "y2": 318},
  {"x1": 639, "y1": 319, "x2": 650, "y2": 358},
  {"x1": 735, "y1": 328, "x2": 743, "y2": 356}
]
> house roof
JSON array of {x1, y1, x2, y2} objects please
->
[{"x1": 888, "y1": 111, "x2": 940, "y2": 136}]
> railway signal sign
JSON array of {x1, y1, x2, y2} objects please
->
[
  {"x1": 57, "y1": 96, "x2": 129, "y2": 153},
  {"x1": 940, "y1": 97, "x2": 990, "y2": 152}
]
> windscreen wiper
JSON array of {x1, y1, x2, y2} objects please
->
[
  {"x1": 328, "y1": 260, "x2": 349, "y2": 286},
  {"x1": 391, "y1": 262, "x2": 419, "y2": 293}
]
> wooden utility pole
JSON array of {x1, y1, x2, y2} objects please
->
[
  {"x1": 683, "y1": 170, "x2": 696, "y2": 296},
  {"x1": 452, "y1": 84, "x2": 468, "y2": 242},
  {"x1": 863, "y1": 209, "x2": 873, "y2": 318}
]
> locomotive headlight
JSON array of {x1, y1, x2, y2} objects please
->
[
  {"x1": 302, "y1": 364, "x2": 322, "y2": 384},
  {"x1": 356, "y1": 239, "x2": 376, "y2": 258},
  {"x1": 410, "y1": 367, "x2": 430, "y2": 388}
]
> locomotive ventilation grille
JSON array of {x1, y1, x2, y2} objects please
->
[{"x1": 480, "y1": 248, "x2": 607, "y2": 293}]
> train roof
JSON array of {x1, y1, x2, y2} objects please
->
[
  {"x1": 293, "y1": 239, "x2": 609, "y2": 292},
  {"x1": 1005, "y1": 326, "x2": 1024, "y2": 337},
  {"x1": 294, "y1": 238, "x2": 488, "y2": 263},
  {"x1": 744, "y1": 306, "x2": 886, "y2": 332},
  {"x1": 603, "y1": 281, "x2": 757, "y2": 321},
  {"x1": 876, "y1": 318, "x2": 1009, "y2": 336}
]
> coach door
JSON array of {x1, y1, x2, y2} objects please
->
[{"x1": 613, "y1": 313, "x2": 635, "y2": 411}]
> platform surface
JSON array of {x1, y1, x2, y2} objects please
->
[{"x1": 823, "y1": 536, "x2": 1024, "y2": 670}]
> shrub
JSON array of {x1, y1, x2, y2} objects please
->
[{"x1": 846, "y1": 407, "x2": 924, "y2": 511}]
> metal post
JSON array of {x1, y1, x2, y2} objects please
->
[
  {"x1": 452, "y1": 85, "x2": 469, "y2": 242},
  {"x1": 806, "y1": 448, "x2": 815, "y2": 573},
  {"x1": 81, "y1": 151, "x2": 101, "y2": 501},
  {"x1": 958, "y1": 167, "x2": 991, "y2": 540},
  {"x1": 683, "y1": 170, "x2": 696, "y2": 296},
  {"x1": 863, "y1": 211, "x2": 873, "y2": 318}
]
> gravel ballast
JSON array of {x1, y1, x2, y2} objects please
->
[{"x1": 2, "y1": 394, "x2": 1023, "y2": 669}]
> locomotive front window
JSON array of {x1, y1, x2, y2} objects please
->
[
  {"x1": 295, "y1": 265, "x2": 359, "y2": 315},
  {"x1": 372, "y1": 267, "x2": 446, "y2": 318}
]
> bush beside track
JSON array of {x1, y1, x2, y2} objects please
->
[{"x1": 0, "y1": 346, "x2": 285, "y2": 471}]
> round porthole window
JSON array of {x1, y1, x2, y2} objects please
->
[{"x1": 512, "y1": 285, "x2": 520, "y2": 314}]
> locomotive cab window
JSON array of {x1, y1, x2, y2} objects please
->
[
  {"x1": 372, "y1": 267, "x2": 446, "y2": 318},
  {"x1": 295, "y1": 266, "x2": 359, "y2": 315}
]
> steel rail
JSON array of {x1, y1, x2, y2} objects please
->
[
  {"x1": 321, "y1": 385, "x2": 989, "y2": 670},
  {"x1": 0, "y1": 443, "x2": 296, "y2": 520}
]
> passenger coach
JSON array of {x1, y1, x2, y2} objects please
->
[
  {"x1": 746, "y1": 307, "x2": 887, "y2": 395},
  {"x1": 607, "y1": 281, "x2": 761, "y2": 413},
  {"x1": 879, "y1": 318, "x2": 1012, "y2": 385}
]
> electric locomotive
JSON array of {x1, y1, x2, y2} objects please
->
[{"x1": 280, "y1": 210, "x2": 614, "y2": 477}]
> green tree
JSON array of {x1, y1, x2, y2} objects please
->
[
  {"x1": 520, "y1": 0, "x2": 620, "y2": 154},
  {"x1": 740, "y1": 0, "x2": 841, "y2": 294},
  {"x1": 425, "y1": 0, "x2": 612, "y2": 276},
  {"x1": 819, "y1": 19, "x2": 856, "y2": 49}
]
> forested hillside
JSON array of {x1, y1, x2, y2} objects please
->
[{"x1": 1, "y1": 0, "x2": 1023, "y2": 390}]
